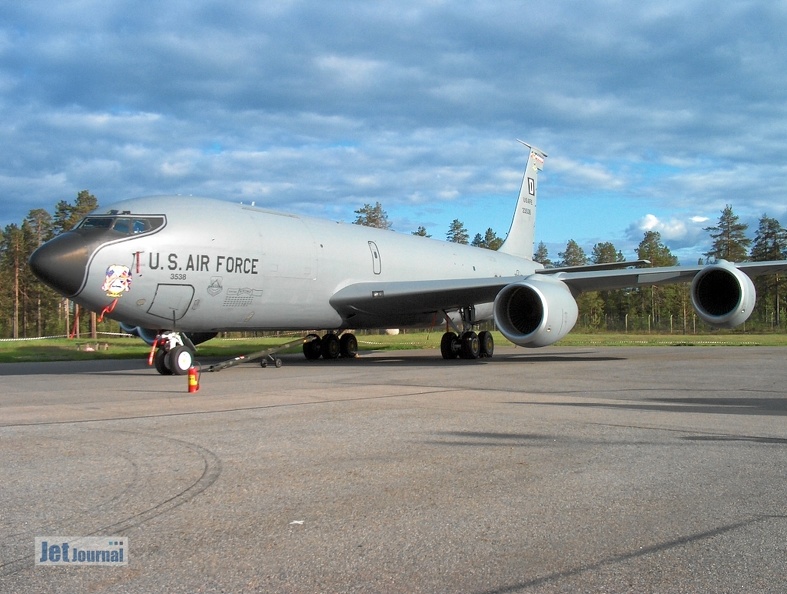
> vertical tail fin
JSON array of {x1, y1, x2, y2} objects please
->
[{"x1": 498, "y1": 141, "x2": 547, "y2": 260}]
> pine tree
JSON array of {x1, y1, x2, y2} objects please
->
[
  {"x1": 53, "y1": 190, "x2": 99, "y2": 234},
  {"x1": 637, "y1": 231, "x2": 678, "y2": 267},
  {"x1": 557, "y1": 239, "x2": 587, "y2": 266},
  {"x1": 703, "y1": 204, "x2": 751, "y2": 262},
  {"x1": 556, "y1": 240, "x2": 602, "y2": 328},
  {"x1": 446, "y1": 219, "x2": 469, "y2": 244},
  {"x1": 484, "y1": 228, "x2": 503, "y2": 250},
  {"x1": 750, "y1": 214, "x2": 787, "y2": 327},
  {"x1": 24, "y1": 209, "x2": 56, "y2": 336},
  {"x1": 1, "y1": 224, "x2": 27, "y2": 338},
  {"x1": 591, "y1": 242, "x2": 625, "y2": 328},
  {"x1": 411, "y1": 226, "x2": 431, "y2": 237},
  {"x1": 750, "y1": 215, "x2": 787, "y2": 261},
  {"x1": 470, "y1": 228, "x2": 502, "y2": 250},
  {"x1": 353, "y1": 202, "x2": 392, "y2": 229},
  {"x1": 591, "y1": 242, "x2": 624, "y2": 265},
  {"x1": 636, "y1": 231, "x2": 683, "y2": 331},
  {"x1": 49, "y1": 190, "x2": 100, "y2": 338},
  {"x1": 533, "y1": 241, "x2": 552, "y2": 267}
]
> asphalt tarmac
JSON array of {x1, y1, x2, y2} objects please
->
[{"x1": 1, "y1": 346, "x2": 785, "y2": 593}]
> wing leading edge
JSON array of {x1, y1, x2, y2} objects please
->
[{"x1": 548, "y1": 259, "x2": 787, "y2": 293}]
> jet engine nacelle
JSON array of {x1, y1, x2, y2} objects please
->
[
  {"x1": 493, "y1": 277, "x2": 578, "y2": 347},
  {"x1": 690, "y1": 260, "x2": 756, "y2": 328}
]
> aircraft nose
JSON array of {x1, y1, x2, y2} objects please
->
[{"x1": 29, "y1": 232, "x2": 93, "y2": 298}]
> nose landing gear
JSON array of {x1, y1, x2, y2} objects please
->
[{"x1": 152, "y1": 332, "x2": 195, "y2": 375}]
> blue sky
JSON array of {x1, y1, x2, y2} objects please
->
[{"x1": 2, "y1": 1, "x2": 787, "y2": 264}]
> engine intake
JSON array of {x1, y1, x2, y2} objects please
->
[
  {"x1": 493, "y1": 277, "x2": 578, "y2": 347},
  {"x1": 690, "y1": 260, "x2": 756, "y2": 328}
]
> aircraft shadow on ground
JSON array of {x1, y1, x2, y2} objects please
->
[
  {"x1": 0, "y1": 351, "x2": 624, "y2": 376},
  {"x1": 473, "y1": 515, "x2": 778, "y2": 594},
  {"x1": 0, "y1": 351, "x2": 626, "y2": 376},
  {"x1": 514, "y1": 397, "x2": 787, "y2": 417},
  {"x1": 263, "y1": 351, "x2": 626, "y2": 368}
]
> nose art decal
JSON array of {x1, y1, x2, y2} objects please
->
[{"x1": 101, "y1": 264, "x2": 132, "y2": 297}]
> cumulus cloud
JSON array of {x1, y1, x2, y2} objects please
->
[{"x1": 625, "y1": 213, "x2": 709, "y2": 251}]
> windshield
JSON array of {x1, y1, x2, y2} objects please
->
[{"x1": 77, "y1": 215, "x2": 165, "y2": 235}]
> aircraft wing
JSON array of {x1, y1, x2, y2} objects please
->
[
  {"x1": 330, "y1": 260, "x2": 787, "y2": 319},
  {"x1": 542, "y1": 260, "x2": 787, "y2": 293},
  {"x1": 329, "y1": 276, "x2": 522, "y2": 318}
]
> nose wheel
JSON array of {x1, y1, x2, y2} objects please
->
[{"x1": 152, "y1": 332, "x2": 196, "y2": 375}]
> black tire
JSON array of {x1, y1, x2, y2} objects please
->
[
  {"x1": 478, "y1": 330, "x2": 494, "y2": 358},
  {"x1": 321, "y1": 333, "x2": 341, "y2": 359},
  {"x1": 303, "y1": 334, "x2": 322, "y2": 360},
  {"x1": 167, "y1": 345, "x2": 193, "y2": 375},
  {"x1": 154, "y1": 347, "x2": 173, "y2": 375},
  {"x1": 440, "y1": 332, "x2": 459, "y2": 359},
  {"x1": 340, "y1": 333, "x2": 358, "y2": 358},
  {"x1": 274, "y1": 357, "x2": 283, "y2": 368},
  {"x1": 460, "y1": 331, "x2": 480, "y2": 360}
]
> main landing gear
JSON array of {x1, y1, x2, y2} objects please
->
[
  {"x1": 438, "y1": 305, "x2": 494, "y2": 360},
  {"x1": 302, "y1": 332, "x2": 359, "y2": 360},
  {"x1": 152, "y1": 331, "x2": 195, "y2": 375},
  {"x1": 440, "y1": 330, "x2": 494, "y2": 360}
]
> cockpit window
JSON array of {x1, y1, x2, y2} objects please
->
[
  {"x1": 77, "y1": 216, "x2": 165, "y2": 235},
  {"x1": 113, "y1": 218, "x2": 132, "y2": 233},
  {"x1": 78, "y1": 217, "x2": 114, "y2": 230}
]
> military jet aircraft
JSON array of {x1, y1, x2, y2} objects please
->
[{"x1": 29, "y1": 143, "x2": 787, "y2": 375}]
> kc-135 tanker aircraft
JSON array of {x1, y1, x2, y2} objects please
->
[{"x1": 29, "y1": 142, "x2": 787, "y2": 375}]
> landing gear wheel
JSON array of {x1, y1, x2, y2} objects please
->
[
  {"x1": 154, "y1": 347, "x2": 173, "y2": 375},
  {"x1": 321, "y1": 333, "x2": 341, "y2": 359},
  {"x1": 478, "y1": 330, "x2": 494, "y2": 358},
  {"x1": 167, "y1": 345, "x2": 194, "y2": 375},
  {"x1": 460, "y1": 331, "x2": 481, "y2": 360},
  {"x1": 274, "y1": 357, "x2": 283, "y2": 368},
  {"x1": 303, "y1": 334, "x2": 322, "y2": 360},
  {"x1": 340, "y1": 333, "x2": 358, "y2": 358},
  {"x1": 440, "y1": 332, "x2": 459, "y2": 359}
]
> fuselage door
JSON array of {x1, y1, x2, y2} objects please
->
[
  {"x1": 368, "y1": 241, "x2": 381, "y2": 275},
  {"x1": 147, "y1": 283, "x2": 195, "y2": 322}
]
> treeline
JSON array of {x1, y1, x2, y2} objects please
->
[
  {"x1": 1, "y1": 191, "x2": 102, "y2": 338},
  {"x1": 1, "y1": 198, "x2": 786, "y2": 339}
]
